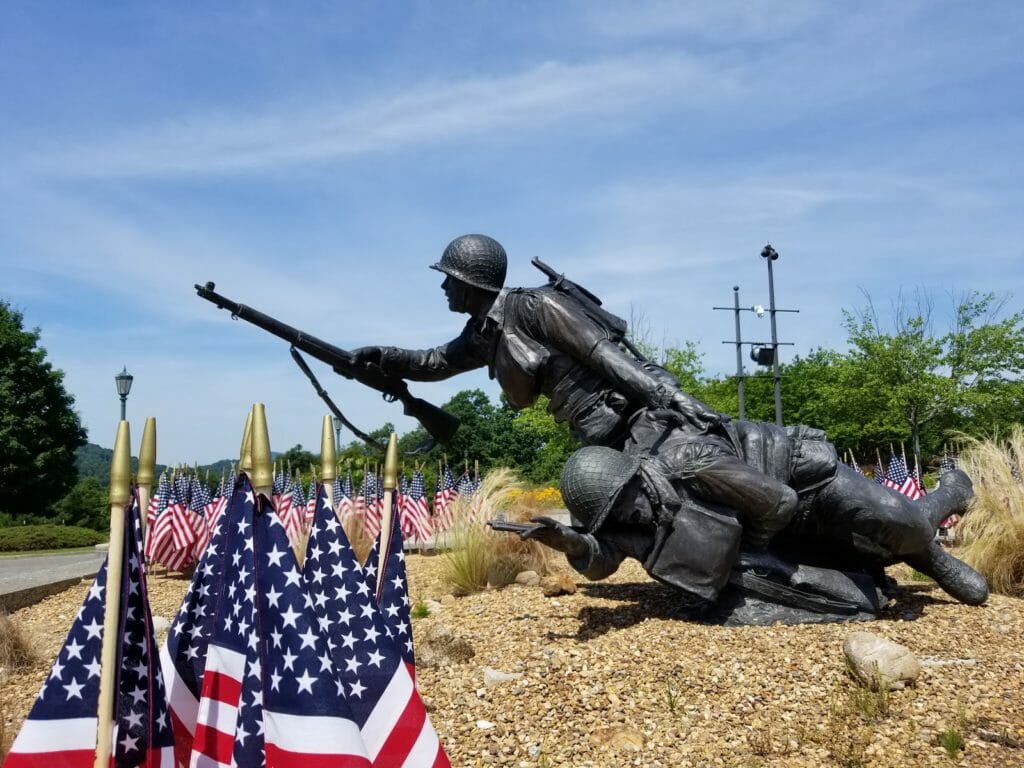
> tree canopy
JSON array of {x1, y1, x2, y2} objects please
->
[{"x1": 0, "y1": 301, "x2": 87, "y2": 517}]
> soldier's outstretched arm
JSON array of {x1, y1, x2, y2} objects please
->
[{"x1": 351, "y1": 322, "x2": 488, "y2": 382}]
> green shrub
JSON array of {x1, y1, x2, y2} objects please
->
[{"x1": 0, "y1": 524, "x2": 105, "y2": 552}]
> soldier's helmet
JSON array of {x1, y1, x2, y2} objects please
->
[
  {"x1": 430, "y1": 234, "x2": 507, "y2": 293},
  {"x1": 559, "y1": 446, "x2": 642, "y2": 533}
]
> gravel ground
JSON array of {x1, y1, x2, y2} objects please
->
[{"x1": 3, "y1": 554, "x2": 1022, "y2": 767}]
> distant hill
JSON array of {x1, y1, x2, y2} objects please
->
[{"x1": 75, "y1": 443, "x2": 235, "y2": 486}]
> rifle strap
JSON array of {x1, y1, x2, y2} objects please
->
[
  {"x1": 289, "y1": 347, "x2": 384, "y2": 451},
  {"x1": 728, "y1": 569, "x2": 861, "y2": 615}
]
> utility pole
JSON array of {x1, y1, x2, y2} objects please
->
[{"x1": 760, "y1": 244, "x2": 799, "y2": 426}]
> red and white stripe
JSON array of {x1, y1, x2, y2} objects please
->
[
  {"x1": 264, "y1": 710, "x2": 369, "y2": 767},
  {"x1": 190, "y1": 643, "x2": 247, "y2": 767},
  {"x1": 2, "y1": 716, "x2": 97, "y2": 768}
]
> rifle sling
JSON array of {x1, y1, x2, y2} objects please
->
[{"x1": 289, "y1": 347, "x2": 384, "y2": 451}]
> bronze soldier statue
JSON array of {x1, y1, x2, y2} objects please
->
[
  {"x1": 353, "y1": 234, "x2": 799, "y2": 549},
  {"x1": 519, "y1": 431, "x2": 987, "y2": 618}
]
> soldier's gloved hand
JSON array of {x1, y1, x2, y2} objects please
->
[
  {"x1": 668, "y1": 391, "x2": 729, "y2": 431},
  {"x1": 520, "y1": 516, "x2": 590, "y2": 559},
  {"x1": 351, "y1": 346, "x2": 384, "y2": 367}
]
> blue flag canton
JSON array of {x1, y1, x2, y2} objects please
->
[
  {"x1": 190, "y1": 476, "x2": 212, "y2": 515},
  {"x1": 409, "y1": 471, "x2": 426, "y2": 502},
  {"x1": 115, "y1": 495, "x2": 174, "y2": 762},
  {"x1": 30, "y1": 563, "x2": 107, "y2": 720},
  {"x1": 255, "y1": 489, "x2": 354, "y2": 720},
  {"x1": 166, "y1": 479, "x2": 239, "y2": 693},
  {"x1": 303, "y1": 487, "x2": 404, "y2": 723},
  {"x1": 887, "y1": 456, "x2": 910, "y2": 485},
  {"x1": 213, "y1": 481, "x2": 266, "y2": 762}
]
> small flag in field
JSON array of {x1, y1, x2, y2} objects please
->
[
  {"x1": 432, "y1": 466, "x2": 458, "y2": 534},
  {"x1": 363, "y1": 471, "x2": 382, "y2": 540},
  {"x1": 884, "y1": 455, "x2": 922, "y2": 500},
  {"x1": 401, "y1": 470, "x2": 433, "y2": 541}
]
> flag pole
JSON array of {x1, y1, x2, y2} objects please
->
[
  {"x1": 94, "y1": 420, "x2": 131, "y2": 768},
  {"x1": 377, "y1": 432, "x2": 399, "y2": 602},
  {"x1": 136, "y1": 417, "x2": 156, "y2": 538},
  {"x1": 250, "y1": 403, "x2": 273, "y2": 499},
  {"x1": 321, "y1": 415, "x2": 337, "y2": 511}
]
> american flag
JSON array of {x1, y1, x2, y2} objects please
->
[
  {"x1": 147, "y1": 479, "x2": 192, "y2": 571},
  {"x1": 939, "y1": 455, "x2": 957, "y2": 472},
  {"x1": 160, "y1": 480, "x2": 235, "y2": 765},
  {"x1": 278, "y1": 475, "x2": 306, "y2": 545},
  {"x1": 363, "y1": 500, "x2": 415, "y2": 669},
  {"x1": 337, "y1": 467, "x2": 355, "y2": 523},
  {"x1": 332, "y1": 475, "x2": 344, "y2": 510},
  {"x1": 166, "y1": 476, "x2": 370, "y2": 766},
  {"x1": 363, "y1": 472, "x2": 381, "y2": 540},
  {"x1": 252, "y1": 481, "x2": 370, "y2": 766},
  {"x1": 431, "y1": 467, "x2": 458, "y2": 534},
  {"x1": 144, "y1": 474, "x2": 170, "y2": 561},
  {"x1": 305, "y1": 476, "x2": 319, "y2": 527},
  {"x1": 303, "y1": 487, "x2": 449, "y2": 766},
  {"x1": 189, "y1": 475, "x2": 213, "y2": 560},
  {"x1": 456, "y1": 471, "x2": 475, "y2": 498},
  {"x1": 5, "y1": 490, "x2": 175, "y2": 768},
  {"x1": 401, "y1": 471, "x2": 432, "y2": 541},
  {"x1": 885, "y1": 455, "x2": 922, "y2": 500},
  {"x1": 205, "y1": 472, "x2": 231, "y2": 534}
]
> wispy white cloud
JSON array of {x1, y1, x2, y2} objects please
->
[{"x1": 28, "y1": 52, "x2": 732, "y2": 179}]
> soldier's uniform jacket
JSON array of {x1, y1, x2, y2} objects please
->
[{"x1": 378, "y1": 286, "x2": 681, "y2": 446}]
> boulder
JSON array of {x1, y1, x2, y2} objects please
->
[{"x1": 843, "y1": 631, "x2": 921, "y2": 690}]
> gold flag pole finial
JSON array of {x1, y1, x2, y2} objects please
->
[
  {"x1": 137, "y1": 417, "x2": 157, "y2": 537},
  {"x1": 376, "y1": 432, "x2": 399, "y2": 598},
  {"x1": 383, "y1": 432, "x2": 399, "y2": 492},
  {"x1": 95, "y1": 420, "x2": 131, "y2": 767},
  {"x1": 239, "y1": 410, "x2": 254, "y2": 473},
  {"x1": 109, "y1": 421, "x2": 132, "y2": 507},
  {"x1": 250, "y1": 403, "x2": 273, "y2": 496},
  {"x1": 321, "y1": 415, "x2": 337, "y2": 482}
]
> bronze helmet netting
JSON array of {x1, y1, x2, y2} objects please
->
[
  {"x1": 559, "y1": 446, "x2": 641, "y2": 532},
  {"x1": 430, "y1": 234, "x2": 508, "y2": 292}
]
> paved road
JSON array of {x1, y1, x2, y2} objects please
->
[{"x1": 0, "y1": 549, "x2": 106, "y2": 610}]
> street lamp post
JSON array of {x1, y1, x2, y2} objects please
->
[
  {"x1": 114, "y1": 366, "x2": 133, "y2": 421},
  {"x1": 332, "y1": 415, "x2": 342, "y2": 451}
]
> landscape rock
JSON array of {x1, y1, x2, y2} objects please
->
[
  {"x1": 590, "y1": 725, "x2": 645, "y2": 752},
  {"x1": 514, "y1": 570, "x2": 541, "y2": 587},
  {"x1": 151, "y1": 615, "x2": 171, "y2": 634},
  {"x1": 483, "y1": 666, "x2": 523, "y2": 686},
  {"x1": 540, "y1": 573, "x2": 577, "y2": 596},
  {"x1": 416, "y1": 621, "x2": 475, "y2": 668},
  {"x1": 843, "y1": 630, "x2": 921, "y2": 690}
]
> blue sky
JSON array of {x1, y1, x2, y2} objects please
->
[{"x1": 3, "y1": 2, "x2": 1023, "y2": 464}]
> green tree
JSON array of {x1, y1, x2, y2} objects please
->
[
  {"x1": 0, "y1": 302, "x2": 87, "y2": 518},
  {"x1": 51, "y1": 477, "x2": 110, "y2": 530},
  {"x1": 842, "y1": 290, "x2": 1024, "y2": 465}
]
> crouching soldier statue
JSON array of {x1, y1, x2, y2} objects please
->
[{"x1": 517, "y1": 416, "x2": 987, "y2": 624}]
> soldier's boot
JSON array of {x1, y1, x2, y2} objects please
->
[
  {"x1": 903, "y1": 541, "x2": 988, "y2": 606},
  {"x1": 917, "y1": 469, "x2": 974, "y2": 531}
]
